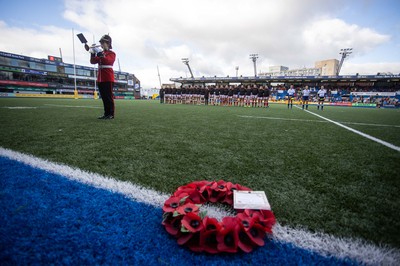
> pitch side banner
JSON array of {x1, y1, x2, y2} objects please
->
[
  {"x1": 0, "y1": 80, "x2": 48, "y2": 87},
  {"x1": 351, "y1": 91, "x2": 396, "y2": 96}
]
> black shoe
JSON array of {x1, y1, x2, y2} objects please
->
[
  {"x1": 98, "y1": 115, "x2": 107, "y2": 119},
  {"x1": 104, "y1": 115, "x2": 114, "y2": 119}
]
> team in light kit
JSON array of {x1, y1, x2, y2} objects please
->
[{"x1": 161, "y1": 85, "x2": 327, "y2": 110}]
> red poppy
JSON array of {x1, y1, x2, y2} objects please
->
[
  {"x1": 238, "y1": 228, "x2": 254, "y2": 253},
  {"x1": 238, "y1": 213, "x2": 266, "y2": 247},
  {"x1": 245, "y1": 209, "x2": 276, "y2": 233},
  {"x1": 188, "y1": 189, "x2": 206, "y2": 204},
  {"x1": 248, "y1": 223, "x2": 266, "y2": 246},
  {"x1": 200, "y1": 217, "x2": 222, "y2": 253},
  {"x1": 173, "y1": 190, "x2": 190, "y2": 199},
  {"x1": 203, "y1": 216, "x2": 222, "y2": 231},
  {"x1": 209, "y1": 181, "x2": 227, "y2": 203},
  {"x1": 192, "y1": 181, "x2": 212, "y2": 201},
  {"x1": 177, "y1": 232, "x2": 194, "y2": 245},
  {"x1": 211, "y1": 180, "x2": 228, "y2": 192},
  {"x1": 174, "y1": 182, "x2": 209, "y2": 204},
  {"x1": 209, "y1": 190, "x2": 224, "y2": 202},
  {"x1": 244, "y1": 209, "x2": 256, "y2": 217},
  {"x1": 176, "y1": 203, "x2": 199, "y2": 215},
  {"x1": 258, "y1": 210, "x2": 276, "y2": 233},
  {"x1": 198, "y1": 181, "x2": 213, "y2": 200},
  {"x1": 222, "y1": 191, "x2": 234, "y2": 205},
  {"x1": 221, "y1": 195, "x2": 233, "y2": 205},
  {"x1": 235, "y1": 183, "x2": 252, "y2": 191},
  {"x1": 223, "y1": 182, "x2": 252, "y2": 205},
  {"x1": 175, "y1": 183, "x2": 196, "y2": 191},
  {"x1": 191, "y1": 180, "x2": 212, "y2": 190},
  {"x1": 163, "y1": 215, "x2": 183, "y2": 237},
  {"x1": 181, "y1": 212, "x2": 204, "y2": 233},
  {"x1": 163, "y1": 196, "x2": 182, "y2": 213},
  {"x1": 173, "y1": 184, "x2": 196, "y2": 198},
  {"x1": 216, "y1": 217, "x2": 239, "y2": 253},
  {"x1": 201, "y1": 230, "x2": 219, "y2": 253},
  {"x1": 186, "y1": 232, "x2": 203, "y2": 252},
  {"x1": 237, "y1": 213, "x2": 255, "y2": 230}
]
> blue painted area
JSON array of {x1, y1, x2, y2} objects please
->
[{"x1": 0, "y1": 157, "x2": 357, "y2": 265}]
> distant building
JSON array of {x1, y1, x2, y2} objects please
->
[
  {"x1": 286, "y1": 67, "x2": 320, "y2": 76},
  {"x1": 161, "y1": 83, "x2": 176, "y2": 89},
  {"x1": 269, "y1": 66, "x2": 289, "y2": 73},
  {"x1": 260, "y1": 59, "x2": 339, "y2": 77},
  {"x1": 315, "y1": 59, "x2": 339, "y2": 76}
]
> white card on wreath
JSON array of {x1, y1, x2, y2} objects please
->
[{"x1": 233, "y1": 190, "x2": 271, "y2": 210}]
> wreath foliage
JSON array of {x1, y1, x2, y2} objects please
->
[{"x1": 162, "y1": 180, "x2": 276, "y2": 253}]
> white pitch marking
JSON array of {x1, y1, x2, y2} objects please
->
[
  {"x1": 295, "y1": 107, "x2": 400, "y2": 152},
  {"x1": 238, "y1": 115, "x2": 400, "y2": 128},
  {"x1": 2, "y1": 106, "x2": 38, "y2": 109},
  {"x1": 0, "y1": 147, "x2": 399, "y2": 265},
  {"x1": 238, "y1": 115, "x2": 326, "y2": 124},
  {"x1": 341, "y1": 121, "x2": 400, "y2": 128},
  {"x1": 44, "y1": 104, "x2": 102, "y2": 109}
]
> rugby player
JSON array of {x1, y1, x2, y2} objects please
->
[
  {"x1": 245, "y1": 85, "x2": 252, "y2": 107},
  {"x1": 317, "y1": 86, "x2": 327, "y2": 110},
  {"x1": 264, "y1": 86, "x2": 270, "y2": 108},
  {"x1": 287, "y1": 85, "x2": 296, "y2": 109},
  {"x1": 239, "y1": 85, "x2": 246, "y2": 107},
  {"x1": 257, "y1": 86, "x2": 264, "y2": 107},
  {"x1": 302, "y1": 85, "x2": 310, "y2": 110},
  {"x1": 251, "y1": 85, "x2": 259, "y2": 107},
  {"x1": 233, "y1": 85, "x2": 239, "y2": 106}
]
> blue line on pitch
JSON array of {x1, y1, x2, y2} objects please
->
[{"x1": 0, "y1": 156, "x2": 357, "y2": 265}]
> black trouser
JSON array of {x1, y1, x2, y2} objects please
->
[{"x1": 99, "y1": 82, "x2": 115, "y2": 116}]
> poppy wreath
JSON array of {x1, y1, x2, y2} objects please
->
[{"x1": 162, "y1": 180, "x2": 276, "y2": 253}]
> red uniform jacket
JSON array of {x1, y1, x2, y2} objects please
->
[{"x1": 90, "y1": 50, "x2": 116, "y2": 83}]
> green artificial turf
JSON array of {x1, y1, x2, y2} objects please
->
[{"x1": 1, "y1": 98, "x2": 399, "y2": 248}]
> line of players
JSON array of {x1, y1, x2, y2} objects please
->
[
  {"x1": 162, "y1": 85, "x2": 270, "y2": 107},
  {"x1": 287, "y1": 85, "x2": 327, "y2": 110}
]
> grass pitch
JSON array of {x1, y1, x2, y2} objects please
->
[{"x1": 1, "y1": 98, "x2": 399, "y2": 248}]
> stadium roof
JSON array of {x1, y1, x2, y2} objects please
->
[{"x1": 170, "y1": 74, "x2": 400, "y2": 84}]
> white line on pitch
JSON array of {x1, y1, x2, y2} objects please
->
[
  {"x1": 1, "y1": 106, "x2": 38, "y2": 109},
  {"x1": 238, "y1": 115, "x2": 400, "y2": 128},
  {"x1": 44, "y1": 104, "x2": 102, "y2": 109},
  {"x1": 238, "y1": 115, "x2": 326, "y2": 123},
  {"x1": 341, "y1": 121, "x2": 400, "y2": 128},
  {"x1": 295, "y1": 106, "x2": 400, "y2": 152}
]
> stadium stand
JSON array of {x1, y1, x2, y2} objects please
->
[
  {"x1": 167, "y1": 74, "x2": 400, "y2": 108},
  {"x1": 0, "y1": 51, "x2": 140, "y2": 99}
]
